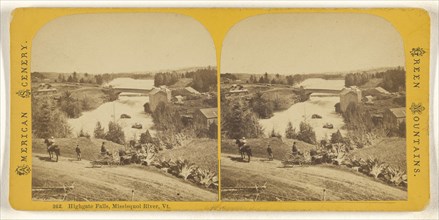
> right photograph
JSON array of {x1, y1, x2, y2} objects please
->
[{"x1": 220, "y1": 13, "x2": 407, "y2": 201}]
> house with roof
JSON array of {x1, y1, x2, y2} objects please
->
[
  {"x1": 384, "y1": 107, "x2": 406, "y2": 129},
  {"x1": 184, "y1": 87, "x2": 200, "y2": 95},
  {"x1": 364, "y1": 86, "x2": 391, "y2": 98},
  {"x1": 339, "y1": 86, "x2": 362, "y2": 112},
  {"x1": 193, "y1": 108, "x2": 218, "y2": 129},
  {"x1": 148, "y1": 86, "x2": 172, "y2": 112}
]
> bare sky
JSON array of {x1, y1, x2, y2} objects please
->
[
  {"x1": 221, "y1": 13, "x2": 404, "y2": 75},
  {"x1": 32, "y1": 13, "x2": 216, "y2": 74}
]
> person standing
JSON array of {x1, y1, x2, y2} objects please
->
[
  {"x1": 267, "y1": 144, "x2": 273, "y2": 161},
  {"x1": 292, "y1": 142, "x2": 298, "y2": 156},
  {"x1": 75, "y1": 144, "x2": 81, "y2": 161},
  {"x1": 101, "y1": 142, "x2": 107, "y2": 155}
]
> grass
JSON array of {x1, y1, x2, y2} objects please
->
[
  {"x1": 159, "y1": 138, "x2": 218, "y2": 172},
  {"x1": 221, "y1": 137, "x2": 316, "y2": 161},
  {"x1": 349, "y1": 137, "x2": 406, "y2": 172},
  {"x1": 32, "y1": 137, "x2": 124, "y2": 161}
]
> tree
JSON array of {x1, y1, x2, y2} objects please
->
[
  {"x1": 285, "y1": 121, "x2": 297, "y2": 139},
  {"x1": 297, "y1": 121, "x2": 316, "y2": 144},
  {"x1": 72, "y1": 72, "x2": 78, "y2": 83},
  {"x1": 58, "y1": 91, "x2": 82, "y2": 118},
  {"x1": 140, "y1": 129, "x2": 154, "y2": 144},
  {"x1": 94, "y1": 121, "x2": 106, "y2": 139},
  {"x1": 331, "y1": 130, "x2": 344, "y2": 144},
  {"x1": 152, "y1": 102, "x2": 183, "y2": 132},
  {"x1": 105, "y1": 121, "x2": 125, "y2": 144},
  {"x1": 32, "y1": 98, "x2": 71, "y2": 138},
  {"x1": 222, "y1": 100, "x2": 264, "y2": 139},
  {"x1": 249, "y1": 91, "x2": 273, "y2": 119},
  {"x1": 95, "y1": 75, "x2": 104, "y2": 85}
]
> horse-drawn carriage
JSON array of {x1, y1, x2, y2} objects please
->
[
  {"x1": 281, "y1": 152, "x2": 311, "y2": 167},
  {"x1": 90, "y1": 152, "x2": 120, "y2": 167}
]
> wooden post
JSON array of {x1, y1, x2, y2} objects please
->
[
  {"x1": 131, "y1": 189, "x2": 135, "y2": 201},
  {"x1": 322, "y1": 189, "x2": 326, "y2": 201}
]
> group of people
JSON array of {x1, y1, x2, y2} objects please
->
[
  {"x1": 266, "y1": 141, "x2": 300, "y2": 161},
  {"x1": 236, "y1": 137, "x2": 301, "y2": 162}
]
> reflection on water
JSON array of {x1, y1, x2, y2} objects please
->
[{"x1": 260, "y1": 78, "x2": 346, "y2": 141}]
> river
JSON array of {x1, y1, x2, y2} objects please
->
[
  {"x1": 259, "y1": 78, "x2": 346, "y2": 141},
  {"x1": 68, "y1": 78, "x2": 156, "y2": 140}
]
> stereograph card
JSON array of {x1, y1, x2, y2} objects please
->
[{"x1": 7, "y1": 8, "x2": 431, "y2": 211}]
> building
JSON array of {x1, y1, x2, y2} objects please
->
[
  {"x1": 148, "y1": 86, "x2": 172, "y2": 112},
  {"x1": 364, "y1": 86, "x2": 390, "y2": 97},
  {"x1": 184, "y1": 87, "x2": 200, "y2": 95},
  {"x1": 384, "y1": 107, "x2": 406, "y2": 129},
  {"x1": 339, "y1": 86, "x2": 362, "y2": 112},
  {"x1": 194, "y1": 108, "x2": 218, "y2": 129}
]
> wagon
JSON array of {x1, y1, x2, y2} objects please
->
[
  {"x1": 90, "y1": 154, "x2": 119, "y2": 167},
  {"x1": 281, "y1": 153, "x2": 310, "y2": 167}
]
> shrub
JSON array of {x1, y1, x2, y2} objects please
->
[
  {"x1": 270, "y1": 128, "x2": 282, "y2": 138},
  {"x1": 105, "y1": 121, "x2": 125, "y2": 145},
  {"x1": 285, "y1": 121, "x2": 298, "y2": 139},
  {"x1": 196, "y1": 168, "x2": 217, "y2": 188},
  {"x1": 94, "y1": 121, "x2": 106, "y2": 139},
  {"x1": 297, "y1": 121, "x2": 316, "y2": 144},
  {"x1": 139, "y1": 130, "x2": 153, "y2": 144},
  {"x1": 78, "y1": 128, "x2": 91, "y2": 139}
]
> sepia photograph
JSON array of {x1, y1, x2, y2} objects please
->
[
  {"x1": 220, "y1": 13, "x2": 407, "y2": 201},
  {"x1": 30, "y1": 13, "x2": 218, "y2": 201}
]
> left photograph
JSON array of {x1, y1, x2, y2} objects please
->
[{"x1": 30, "y1": 13, "x2": 218, "y2": 201}]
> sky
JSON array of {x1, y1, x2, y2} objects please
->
[
  {"x1": 31, "y1": 13, "x2": 216, "y2": 74},
  {"x1": 221, "y1": 13, "x2": 405, "y2": 75}
]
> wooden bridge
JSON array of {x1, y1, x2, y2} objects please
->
[
  {"x1": 303, "y1": 88, "x2": 342, "y2": 94},
  {"x1": 112, "y1": 87, "x2": 152, "y2": 94}
]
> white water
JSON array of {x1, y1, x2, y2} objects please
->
[
  {"x1": 260, "y1": 78, "x2": 346, "y2": 141},
  {"x1": 69, "y1": 78, "x2": 156, "y2": 141}
]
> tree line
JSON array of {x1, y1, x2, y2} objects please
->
[
  {"x1": 154, "y1": 67, "x2": 217, "y2": 92},
  {"x1": 344, "y1": 67, "x2": 405, "y2": 92},
  {"x1": 246, "y1": 73, "x2": 305, "y2": 85}
]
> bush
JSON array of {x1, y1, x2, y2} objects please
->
[
  {"x1": 270, "y1": 128, "x2": 282, "y2": 138},
  {"x1": 297, "y1": 121, "x2": 316, "y2": 144},
  {"x1": 94, "y1": 121, "x2": 106, "y2": 139},
  {"x1": 78, "y1": 128, "x2": 91, "y2": 139},
  {"x1": 285, "y1": 121, "x2": 298, "y2": 139},
  {"x1": 139, "y1": 130, "x2": 153, "y2": 144},
  {"x1": 331, "y1": 130, "x2": 343, "y2": 144},
  {"x1": 105, "y1": 121, "x2": 125, "y2": 145}
]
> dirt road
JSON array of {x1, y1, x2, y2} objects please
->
[
  {"x1": 221, "y1": 153, "x2": 407, "y2": 201},
  {"x1": 32, "y1": 153, "x2": 217, "y2": 201}
]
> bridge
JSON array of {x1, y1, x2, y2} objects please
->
[
  {"x1": 303, "y1": 88, "x2": 342, "y2": 94},
  {"x1": 112, "y1": 87, "x2": 153, "y2": 94},
  {"x1": 292, "y1": 88, "x2": 342, "y2": 94}
]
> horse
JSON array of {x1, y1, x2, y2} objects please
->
[
  {"x1": 240, "y1": 146, "x2": 252, "y2": 163},
  {"x1": 44, "y1": 139, "x2": 61, "y2": 162},
  {"x1": 236, "y1": 139, "x2": 247, "y2": 160}
]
